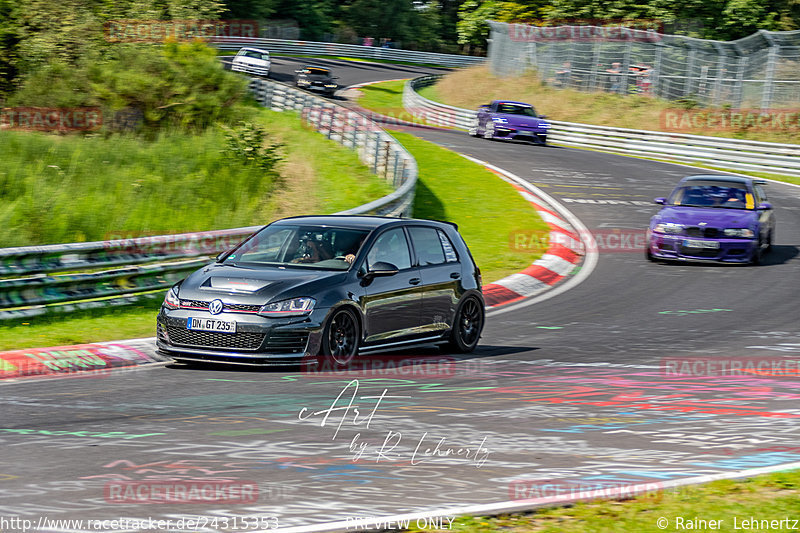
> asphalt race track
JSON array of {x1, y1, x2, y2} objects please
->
[
  {"x1": 218, "y1": 55, "x2": 450, "y2": 95},
  {"x1": 2, "y1": 60, "x2": 800, "y2": 532}
]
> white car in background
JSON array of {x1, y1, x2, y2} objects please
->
[{"x1": 231, "y1": 47, "x2": 271, "y2": 77}]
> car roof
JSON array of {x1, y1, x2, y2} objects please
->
[
  {"x1": 679, "y1": 174, "x2": 754, "y2": 185},
  {"x1": 493, "y1": 100, "x2": 533, "y2": 107},
  {"x1": 240, "y1": 47, "x2": 269, "y2": 54},
  {"x1": 271, "y1": 215, "x2": 456, "y2": 231}
]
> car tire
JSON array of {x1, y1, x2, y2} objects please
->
[
  {"x1": 483, "y1": 122, "x2": 495, "y2": 140},
  {"x1": 320, "y1": 307, "x2": 360, "y2": 367},
  {"x1": 766, "y1": 230, "x2": 773, "y2": 253},
  {"x1": 468, "y1": 118, "x2": 480, "y2": 137},
  {"x1": 751, "y1": 238, "x2": 763, "y2": 265},
  {"x1": 446, "y1": 296, "x2": 484, "y2": 353}
]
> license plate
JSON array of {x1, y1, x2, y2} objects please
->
[
  {"x1": 187, "y1": 317, "x2": 236, "y2": 333},
  {"x1": 683, "y1": 239, "x2": 720, "y2": 249}
]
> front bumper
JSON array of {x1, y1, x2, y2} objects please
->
[
  {"x1": 493, "y1": 127, "x2": 548, "y2": 143},
  {"x1": 649, "y1": 233, "x2": 757, "y2": 263},
  {"x1": 231, "y1": 63, "x2": 270, "y2": 76},
  {"x1": 156, "y1": 307, "x2": 325, "y2": 365}
]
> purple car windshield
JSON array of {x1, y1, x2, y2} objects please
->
[
  {"x1": 496, "y1": 104, "x2": 538, "y2": 117},
  {"x1": 669, "y1": 182, "x2": 753, "y2": 210}
]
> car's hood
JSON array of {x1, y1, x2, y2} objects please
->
[
  {"x1": 654, "y1": 206, "x2": 757, "y2": 227},
  {"x1": 494, "y1": 114, "x2": 546, "y2": 127},
  {"x1": 177, "y1": 263, "x2": 345, "y2": 305}
]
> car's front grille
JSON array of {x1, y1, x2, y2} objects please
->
[
  {"x1": 265, "y1": 331, "x2": 309, "y2": 354},
  {"x1": 685, "y1": 227, "x2": 719, "y2": 238},
  {"x1": 166, "y1": 326, "x2": 265, "y2": 351},
  {"x1": 180, "y1": 300, "x2": 261, "y2": 313},
  {"x1": 679, "y1": 246, "x2": 719, "y2": 258}
]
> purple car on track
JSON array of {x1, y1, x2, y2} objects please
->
[
  {"x1": 647, "y1": 175, "x2": 775, "y2": 264},
  {"x1": 469, "y1": 100, "x2": 550, "y2": 145}
]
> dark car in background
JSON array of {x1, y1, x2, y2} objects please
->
[
  {"x1": 295, "y1": 66, "x2": 339, "y2": 96},
  {"x1": 647, "y1": 175, "x2": 775, "y2": 264},
  {"x1": 469, "y1": 100, "x2": 550, "y2": 145},
  {"x1": 157, "y1": 216, "x2": 485, "y2": 368}
]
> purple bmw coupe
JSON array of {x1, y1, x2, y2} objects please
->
[
  {"x1": 469, "y1": 100, "x2": 550, "y2": 145},
  {"x1": 647, "y1": 175, "x2": 775, "y2": 264}
]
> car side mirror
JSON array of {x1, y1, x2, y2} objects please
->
[
  {"x1": 367, "y1": 261, "x2": 399, "y2": 278},
  {"x1": 654, "y1": 197, "x2": 666, "y2": 205},
  {"x1": 539, "y1": 114, "x2": 547, "y2": 119},
  {"x1": 757, "y1": 202, "x2": 772, "y2": 210}
]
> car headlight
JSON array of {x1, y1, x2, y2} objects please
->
[
  {"x1": 492, "y1": 117, "x2": 508, "y2": 123},
  {"x1": 723, "y1": 228, "x2": 755, "y2": 238},
  {"x1": 259, "y1": 297, "x2": 315, "y2": 317},
  {"x1": 653, "y1": 223, "x2": 684, "y2": 235},
  {"x1": 163, "y1": 286, "x2": 180, "y2": 310},
  {"x1": 325, "y1": 84, "x2": 337, "y2": 88}
]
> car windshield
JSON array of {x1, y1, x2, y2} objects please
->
[
  {"x1": 669, "y1": 181, "x2": 754, "y2": 210},
  {"x1": 243, "y1": 51, "x2": 269, "y2": 61},
  {"x1": 496, "y1": 103, "x2": 538, "y2": 117},
  {"x1": 223, "y1": 225, "x2": 370, "y2": 270},
  {"x1": 306, "y1": 68, "x2": 330, "y2": 76}
]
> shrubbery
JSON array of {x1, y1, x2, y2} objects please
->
[{"x1": 10, "y1": 41, "x2": 249, "y2": 132}]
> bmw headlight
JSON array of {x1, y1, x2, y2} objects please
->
[
  {"x1": 163, "y1": 286, "x2": 180, "y2": 309},
  {"x1": 259, "y1": 297, "x2": 315, "y2": 317},
  {"x1": 653, "y1": 223, "x2": 684, "y2": 235},
  {"x1": 723, "y1": 228, "x2": 755, "y2": 238}
]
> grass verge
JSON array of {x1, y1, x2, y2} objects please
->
[
  {"x1": 405, "y1": 469, "x2": 800, "y2": 532},
  {"x1": 425, "y1": 65, "x2": 800, "y2": 145},
  {"x1": 355, "y1": 80, "x2": 447, "y2": 128},
  {"x1": 0, "y1": 106, "x2": 392, "y2": 350},
  {"x1": 0, "y1": 306, "x2": 161, "y2": 351},
  {"x1": 0, "y1": 107, "x2": 391, "y2": 247},
  {"x1": 389, "y1": 130, "x2": 549, "y2": 282}
]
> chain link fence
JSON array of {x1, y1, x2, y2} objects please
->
[{"x1": 487, "y1": 21, "x2": 800, "y2": 108}]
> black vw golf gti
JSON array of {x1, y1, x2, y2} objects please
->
[{"x1": 157, "y1": 216, "x2": 485, "y2": 367}]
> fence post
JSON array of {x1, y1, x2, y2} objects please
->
[
  {"x1": 652, "y1": 43, "x2": 663, "y2": 98},
  {"x1": 712, "y1": 42, "x2": 727, "y2": 107},
  {"x1": 734, "y1": 55, "x2": 747, "y2": 108},
  {"x1": 372, "y1": 132, "x2": 381, "y2": 173},
  {"x1": 327, "y1": 106, "x2": 336, "y2": 139},
  {"x1": 684, "y1": 46, "x2": 697, "y2": 98},
  {"x1": 760, "y1": 32, "x2": 778, "y2": 110},
  {"x1": 621, "y1": 39, "x2": 633, "y2": 95},
  {"x1": 588, "y1": 38, "x2": 601, "y2": 91}
]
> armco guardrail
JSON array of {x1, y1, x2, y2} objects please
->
[
  {"x1": 211, "y1": 37, "x2": 484, "y2": 68},
  {"x1": 0, "y1": 79, "x2": 417, "y2": 320},
  {"x1": 404, "y1": 75, "x2": 800, "y2": 177}
]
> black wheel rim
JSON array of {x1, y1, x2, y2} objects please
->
[
  {"x1": 328, "y1": 311, "x2": 357, "y2": 365},
  {"x1": 458, "y1": 299, "x2": 482, "y2": 346}
]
